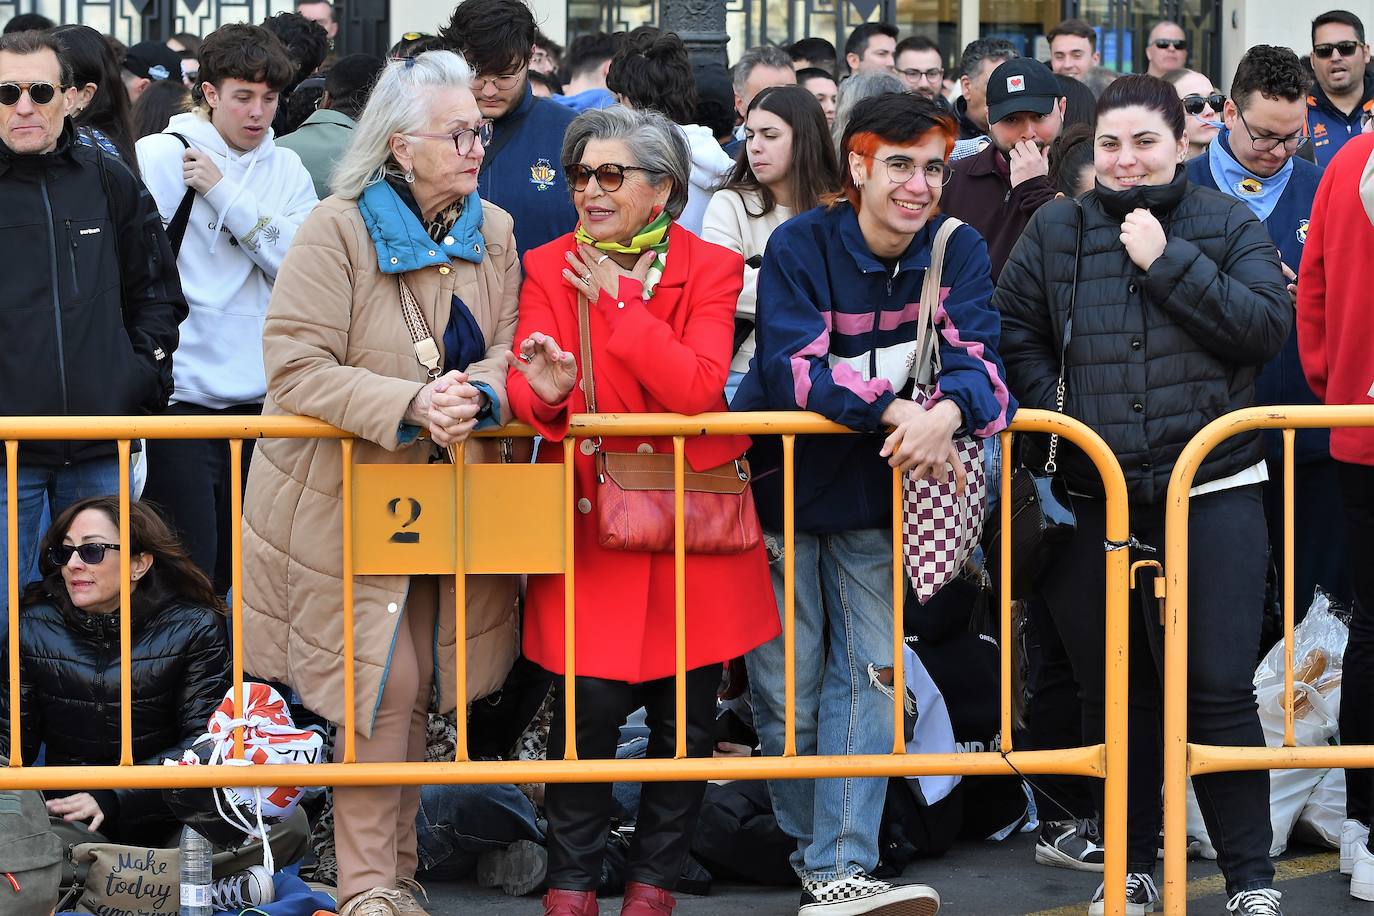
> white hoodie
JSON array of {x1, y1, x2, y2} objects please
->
[
  {"x1": 135, "y1": 112, "x2": 318, "y2": 409},
  {"x1": 675, "y1": 122, "x2": 734, "y2": 235}
]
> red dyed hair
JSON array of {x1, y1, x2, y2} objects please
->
[{"x1": 834, "y1": 118, "x2": 957, "y2": 211}]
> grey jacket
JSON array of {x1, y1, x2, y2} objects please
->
[{"x1": 276, "y1": 107, "x2": 355, "y2": 199}]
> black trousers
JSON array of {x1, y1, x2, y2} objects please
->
[
  {"x1": 1040, "y1": 485, "x2": 1273, "y2": 895},
  {"x1": 1338, "y1": 462, "x2": 1374, "y2": 828},
  {"x1": 544, "y1": 665, "x2": 719, "y2": 891},
  {"x1": 1023, "y1": 595, "x2": 1096, "y2": 822},
  {"x1": 141, "y1": 402, "x2": 260, "y2": 594},
  {"x1": 1261, "y1": 454, "x2": 1350, "y2": 618}
]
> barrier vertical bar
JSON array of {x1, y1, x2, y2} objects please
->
[
  {"x1": 1163, "y1": 473, "x2": 1191, "y2": 913},
  {"x1": 674, "y1": 436, "x2": 687, "y2": 759},
  {"x1": 1102, "y1": 470, "x2": 1129, "y2": 916},
  {"x1": 341, "y1": 438, "x2": 357, "y2": 764},
  {"x1": 782, "y1": 434, "x2": 797, "y2": 757},
  {"x1": 118, "y1": 439, "x2": 132, "y2": 766},
  {"x1": 6, "y1": 440, "x2": 20, "y2": 766},
  {"x1": 891, "y1": 466, "x2": 905, "y2": 755},
  {"x1": 563, "y1": 438, "x2": 578, "y2": 760},
  {"x1": 453, "y1": 442, "x2": 469, "y2": 762},
  {"x1": 1000, "y1": 431, "x2": 1013, "y2": 753},
  {"x1": 1282, "y1": 428, "x2": 1295, "y2": 748},
  {"x1": 230, "y1": 439, "x2": 245, "y2": 761}
]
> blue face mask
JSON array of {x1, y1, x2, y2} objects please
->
[{"x1": 1193, "y1": 113, "x2": 1226, "y2": 132}]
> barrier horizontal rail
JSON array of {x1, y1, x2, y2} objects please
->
[
  {"x1": 1162, "y1": 404, "x2": 1374, "y2": 913},
  {"x1": 0, "y1": 409, "x2": 1133, "y2": 915}
]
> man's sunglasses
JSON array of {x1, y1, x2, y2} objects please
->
[
  {"x1": 48, "y1": 542, "x2": 120, "y2": 567},
  {"x1": 1182, "y1": 92, "x2": 1226, "y2": 115},
  {"x1": 565, "y1": 162, "x2": 663, "y2": 193},
  {"x1": 1153, "y1": 38, "x2": 1188, "y2": 51},
  {"x1": 0, "y1": 81, "x2": 62, "y2": 106},
  {"x1": 1313, "y1": 40, "x2": 1363, "y2": 58}
]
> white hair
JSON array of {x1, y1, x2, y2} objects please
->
[{"x1": 329, "y1": 50, "x2": 475, "y2": 199}]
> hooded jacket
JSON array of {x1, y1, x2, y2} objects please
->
[
  {"x1": 136, "y1": 112, "x2": 319, "y2": 410},
  {"x1": 0, "y1": 121, "x2": 186, "y2": 467},
  {"x1": 677, "y1": 122, "x2": 735, "y2": 235},
  {"x1": 1306, "y1": 70, "x2": 1374, "y2": 168}
]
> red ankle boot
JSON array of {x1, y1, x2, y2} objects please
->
[
  {"x1": 620, "y1": 882, "x2": 675, "y2": 915},
  {"x1": 542, "y1": 889, "x2": 598, "y2": 916}
]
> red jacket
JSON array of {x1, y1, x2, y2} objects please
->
[
  {"x1": 1297, "y1": 132, "x2": 1374, "y2": 466},
  {"x1": 507, "y1": 224, "x2": 781, "y2": 682}
]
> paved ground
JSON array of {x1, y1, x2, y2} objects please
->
[{"x1": 421, "y1": 833, "x2": 1355, "y2": 914}]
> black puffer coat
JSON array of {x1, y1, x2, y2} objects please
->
[
  {"x1": 0, "y1": 596, "x2": 229, "y2": 844},
  {"x1": 995, "y1": 168, "x2": 1291, "y2": 505}
]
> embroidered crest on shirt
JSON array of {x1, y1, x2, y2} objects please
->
[
  {"x1": 1235, "y1": 177, "x2": 1264, "y2": 196},
  {"x1": 530, "y1": 159, "x2": 557, "y2": 191},
  {"x1": 1297, "y1": 219, "x2": 1309, "y2": 245}
]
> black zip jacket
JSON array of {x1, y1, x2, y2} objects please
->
[{"x1": 0, "y1": 122, "x2": 187, "y2": 466}]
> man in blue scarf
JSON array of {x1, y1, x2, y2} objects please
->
[{"x1": 1187, "y1": 44, "x2": 1350, "y2": 623}]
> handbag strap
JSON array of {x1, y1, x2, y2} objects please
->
[
  {"x1": 1043, "y1": 200, "x2": 1084, "y2": 474},
  {"x1": 575, "y1": 292, "x2": 597, "y2": 414},
  {"x1": 912, "y1": 217, "x2": 964, "y2": 385},
  {"x1": 398, "y1": 277, "x2": 457, "y2": 462}
]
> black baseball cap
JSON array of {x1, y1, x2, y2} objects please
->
[
  {"x1": 985, "y1": 57, "x2": 1061, "y2": 124},
  {"x1": 123, "y1": 40, "x2": 183, "y2": 82}
]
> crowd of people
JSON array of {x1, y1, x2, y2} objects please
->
[{"x1": 1, "y1": 3, "x2": 1373, "y2": 916}]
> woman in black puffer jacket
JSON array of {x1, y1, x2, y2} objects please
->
[
  {"x1": 0, "y1": 495, "x2": 229, "y2": 846},
  {"x1": 995, "y1": 76, "x2": 1290, "y2": 916}
]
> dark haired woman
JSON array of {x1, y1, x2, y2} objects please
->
[
  {"x1": 703, "y1": 84, "x2": 840, "y2": 403},
  {"x1": 131, "y1": 78, "x2": 191, "y2": 139},
  {"x1": 996, "y1": 75, "x2": 1290, "y2": 916},
  {"x1": 51, "y1": 24, "x2": 139, "y2": 168},
  {"x1": 1048, "y1": 121, "x2": 1096, "y2": 198}
]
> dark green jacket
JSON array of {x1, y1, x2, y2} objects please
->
[{"x1": 277, "y1": 108, "x2": 356, "y2": 199}]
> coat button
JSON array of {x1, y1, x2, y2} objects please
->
[
  {"x1": 580, "y1": 439, "x2": 596, "y2": 456},
  {"x1": 1133, "y1": 401, "x2": 1144, "y2": 412},
  {"x1": 1131, "y1": 338, "x2": 1142, "y2": 350},
  {"x1": 636, "y1": 443, "x2": 653, "y2": 454},
  {"x1": 390, "y1": 257, "x2": 399, "y2": 265},
  {"x1": 1141, "y1": 462, "x2": 1153, "y2": 471},
  {"x1": 577, "y1": 497, "x2": 592, "y2": 514},
  {"x1": 428, "y1": 250, "x2": 437, "y2": 257},
  {"x1": 1128, "y1": 282, "x2": 1138, "y2": 294},
  {"x1": 438, "y1": 265, "x2": 451, "y2": 275},
  {"x1": 473, "y1": 244, "x2": 481, "y2": 253},
  {"x1": 443, "y1": 236, "x2": 454, "y2": 245},
  {"x1": 617, "y1": 301, "x2": 626, "y2": 309}
]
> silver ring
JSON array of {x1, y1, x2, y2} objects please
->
[
  {"x1": 596, "y1": 255, "x2": 610, "y2": 264},
  {"x1": 580, "y1": 271, "x2": 592, "y2": 281}
]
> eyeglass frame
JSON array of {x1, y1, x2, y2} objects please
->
[
  {"x1": 1234, "y1": 106, "x2": 1307, "y2": 153},
  {"x1": 564, "y1": 162, "x2": 664, "y2": 193},
  {"x1": 0, "y1": 80, "x2": 64, "y2": 107},
  {"x1": 860, "y1": 153, "x2": 953, "y2": 187},
  {"x1": 1152, "y1": 38, "x2": 1188, "y2": 51},
  {"x1": 471, "y1": 67, "x2": 525, "y2": 92},
  {"x1": 47, "y1": 542, "x2": 121, "y2": 567},
  {"x1": 404, "y1": 120, "x2": 494, "y2": 156},
  {"x1": 1312, "y1": 40, "x2": 1364, "y2": 59},
  {"x1": 1181, "y1": 92, "x2": 1226, "y2": 115},
  {"x1": 897, "y1": 66, "x2": 944, "y2": 83}
]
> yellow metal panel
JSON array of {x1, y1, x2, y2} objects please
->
[
  {"x1": 464, "y1": 463, "x2": 567, "y2": 574},
  {"x1": 352, "y1": 463, "x2": 458, "y2": 575}
]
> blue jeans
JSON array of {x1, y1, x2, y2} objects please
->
[
  {"x1": 0, "y1": 457, "x2": 123, "y2": 637},
  {"x1": 745, "y1": 528, "x2": 897, "y2": 883},
  {"x1": 414, "y1": 782, "x2": 543, "y2": 880}
]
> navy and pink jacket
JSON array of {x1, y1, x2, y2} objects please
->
[{"x1": 733, "y1": 204, "x2": 1014, "y2": 533}]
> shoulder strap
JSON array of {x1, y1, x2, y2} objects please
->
[
  {"x1": 911, "y1": 216, "x2": 963, "y2": 385},
  {"x1": 576, "y1": 292, "x2": 596, "y2": 413},
  {"x1": 398, "y1": 277, "x2": 442, "y2": 380},
  {"x1": 165, "y1": 132, "x2": 196, "y2": 256},
  {"x1": 1043, "y1": 200, "x2": 1083, "y2": 474}
]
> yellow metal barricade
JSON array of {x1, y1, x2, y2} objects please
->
[
  {"x1": 1161, "y1": 405, "x2": 1374, "y2": 913},
  {"x1": 0, "y1": 410, "x2": 1132, "y2": 914}
]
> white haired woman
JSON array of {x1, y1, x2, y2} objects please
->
[{"x1": 239, "y1": 51, "x2": 520, "y2": 916}]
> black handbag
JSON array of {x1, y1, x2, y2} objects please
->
[{"x1": 985, "y1": 201, "x2": 1082, "y2": 599}]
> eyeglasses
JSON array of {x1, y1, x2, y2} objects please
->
[
  {"x1": 1181, "y1": 92, "x2": 1225, "y2": 115},
  {"x1": 406, "y1": 121, "x2": 493, "y2": 156},
  {"x1": 48, "y1": 542, "x2": 120, "y2": 567},
  {"x1": 863, "y1": 154, "x2": 952, "y2": 187},
  {"x1": 898, "y1": 67, "x2": 944, "y2": 82},
  {"x1": 0, "y1": 81, "x2": 62, "y2": 106},
  {"x1": 471, "y1": 71, "x2": 523, "y2": 92},
  {"x1": 1236, "y1": 107, "x2": 1307, "y2": 152},
  {"x1": 565, "y1": 162, "x2": 663, "y2": 192},
  {"x1": 1313, "y1": 40, "x2": 1363, "y2": 58},
  {"x1": 1152, "y1": 38, "x2": 1188, "y2": 51}
]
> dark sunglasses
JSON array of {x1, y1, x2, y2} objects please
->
[
  {"x1": 1313, "y1": 40, "x2": 1363, "y2": 58},
  {"x1": 1182, "y1": 92, "x2": 1226, "y2": 115},
  {"x1": 565, "y1": 162, "x2": 663, "y2": 193},
  {"x1": 0, "y1": 81, "x2": 61, "y2": 106},
  {"x1": 1152, "y1": 38, "x2": 1188, "y2": 51},
  {"x1": 48, "y1": 542, "x2": 120, "y2": 567}
]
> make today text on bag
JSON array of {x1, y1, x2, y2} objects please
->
[{"x1": 69, "y1": 843, "x2": 179, "y2": 916}]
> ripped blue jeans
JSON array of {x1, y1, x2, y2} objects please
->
[{"x1": 745, "y1": 528, "x2": 898, "y2": 883}]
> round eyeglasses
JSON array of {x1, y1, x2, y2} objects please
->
[
  {"x1": 863, "y1": 154, "x2": 953, "y2": 187},
  {"x1": 406, "y1": 121, "x2": 493, "y2": 156}
]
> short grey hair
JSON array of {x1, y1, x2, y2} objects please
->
[
  {"x1": 832, "y1": 70, "x2": 905, "y2": 151},
  {"x1": 330, "y1": 50, "x2": 474, "y2": 199},
  {"x1": 560, "y1": 105, "x2": 691, "y2": 219},
  {"x1": 732, "y1": 44, "x2": 794, "y2": 95}
]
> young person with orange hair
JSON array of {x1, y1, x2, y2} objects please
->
[{"x1": 733, "y1": 92, "x2": 1014, "y2": 916}]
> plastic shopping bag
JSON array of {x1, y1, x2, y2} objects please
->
[{"x1": 1294, "y1": 766, "x2": 1345, "y2": 849}]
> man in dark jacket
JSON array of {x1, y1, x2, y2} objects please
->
[
  {"x1": 441, "y1": 0, "x2": 577, "y2": 258},
  {"x1": 0, "y1": 30, "x2": 186, "y2": 625},
  {"x1": 1306, "y1": 9, "x2": 1374, "y2": 167},
  {"x1": 942, "y1": 57, "x2": 1063, "y2": 280}
]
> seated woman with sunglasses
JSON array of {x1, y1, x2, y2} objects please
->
[
  {"x1": 0, "y1": 497, "x2": 229, "y2": 848},
  {"x1": 505, "y1": 105, "x2": 780, "y2": 916},
  {"x1": 1162, "y1": 68, "x2": 1224, "y2": 159}
]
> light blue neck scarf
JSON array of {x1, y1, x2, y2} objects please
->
[{"x1": 1208, "y1": 129, "x2": 1294, "y2": 223}]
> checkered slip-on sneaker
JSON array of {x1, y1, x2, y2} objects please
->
[{"x1": 798, "y1": 873, "x2": 940, "y2": 916}]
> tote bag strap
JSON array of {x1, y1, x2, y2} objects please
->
[{"x1": 911, "y1": 217, "x2": 963, "y2": 386}]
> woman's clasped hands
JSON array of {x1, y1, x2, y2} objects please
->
[{"x1": 406, "y1": 369, "x2": 486, "y2": 447}]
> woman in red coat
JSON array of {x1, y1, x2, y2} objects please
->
[{"x1": 505, "y1": 106, "x2": 780, "y2": 916}]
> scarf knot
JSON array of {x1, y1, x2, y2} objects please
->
[{"x1": 573, "y1": 210, "x2": 671, "y2": 299}]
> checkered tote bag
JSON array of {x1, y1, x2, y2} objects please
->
[{"x1": 902, "y1": 218, "x2": 987, "y2": 604}]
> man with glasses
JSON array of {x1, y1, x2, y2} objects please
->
[
  {"x1": 895, "y1": 36, "x2": 947, "y2": 104},
  {"x1": 441, "y1": 0, "x2": 577, "y2": 257},
  {"x1": 0, "y1": 29, "x2": 186, "y2": 630},
  {"x1": 1307, "y1": 9, "x2": 1373, "y2": 166},
  {"x1": 1145, "y1": 20, "x2": 1189, "y2": 78},
  {"x1": 942, "y1": 57, "x2": 1064, "y2": 280}
]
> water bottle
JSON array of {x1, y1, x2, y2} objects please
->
[{"x1": 179, "y1": 824, "x2": 213, "y2": 916}]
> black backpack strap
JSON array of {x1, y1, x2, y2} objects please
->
[{"x1": 165, "y1": 132, "x2": 196, "y2": 255}]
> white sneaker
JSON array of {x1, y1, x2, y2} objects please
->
[
  {"x1": 1352, "y1": 839, "x2": 1374, "y2": 901},
  {"x1": 1344, "y1": 819, "x2": 1371, "y2": 876},
  {"x1": 799, "y1": 873, "x2": 940, "y2": 916},
  {"x1": 211, "y1": 865, "x2": 275, "y2": 911},
  {"x1": 1087, "y1": 872, "x2": 1158, "y2": 916}
]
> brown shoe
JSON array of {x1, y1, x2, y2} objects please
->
[
  {"x1": 338, "y1": 888, "x2": 409, "y2": 916},
  {"x1": 542, "y1": 888, "x2": 598, "y2": 915},
  {"x1": 393, "y1": 877, "x2": 430, "y2": 916},
  {"x1": 621, "y1": 882, "x2": 675, "y2": 915}
]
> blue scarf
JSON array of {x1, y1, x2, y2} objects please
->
[{"x1": 1207, "y1": 129, "x2": 1294, "y2": 223}]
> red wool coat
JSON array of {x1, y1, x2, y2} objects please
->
[{"x1": 507, "y1": 224, "x2": 781, "y2": 682}]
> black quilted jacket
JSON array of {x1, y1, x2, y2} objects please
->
[
  {"x1": 0, "y1": 596, "x2": 229, "y2": 843},
  {"x1": 994, "y1": 167, "x2": 1292, "y2": 506}
]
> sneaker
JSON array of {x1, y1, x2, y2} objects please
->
[
  {"x1": 393, "y1": 877, "x2": 430, "y2": 916},
  {"x1": 1155, "y1": 831, "x2": 1204, "y2": 860},
  {"x1": 1343, "y1": 819, "x2": 1371, "y2": 876},
  {"x1": 211, "y1": 865, "x2": 275, "y2": 911},
  {"x1": 1351, "y1": 840, "x2": 1374, "y2": 900},
  {"x1": 798, "y1": 872, "x2": 940, "y2": 916},
  {"x1": 1225, "y1": 888, "x2": 1282, "y2": 915},
  {"x1": 476, "y1": 839, "x2": 549, "y2": 897},
  {"x1": 339, "y1": 888, "x2": 409, "y2": 916},
  {"x1": 1036, "y1": 819, "x2": 1105, "y2": 872},
  {"x1": 1087, "y1": 873, "x2": 1158, "y2": 916}
]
